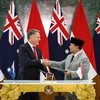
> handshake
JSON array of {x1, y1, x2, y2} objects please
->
[{"x1": 42, "y1": 59, "x2": 50, "y2": 66}]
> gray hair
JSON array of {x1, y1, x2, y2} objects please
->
[{"x1": 27, "y1": 29, "x2": 40, "y2": 39}]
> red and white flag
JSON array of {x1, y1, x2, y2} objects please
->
[
  {"x1": 71, "y1": 0, "x2": 97, "y2": 79},
  {"x1": 27, "y1": 0, "x2": 49, "y2": 60},
  {"x1": 26, "y1": 0, "x2": 50, "y2": 75}
]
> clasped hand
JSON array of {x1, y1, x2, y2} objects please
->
[{"x1": 42, "y1": 59, "x2": 50, "y2": 66}]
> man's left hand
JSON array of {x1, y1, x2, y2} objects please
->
[{"x1": 64, "y1": 70, "x2": 71, "y2": 76}]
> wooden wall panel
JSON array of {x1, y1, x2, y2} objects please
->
[{"x1": 93, "y1": 74, "x2": 100, "y2": 100}]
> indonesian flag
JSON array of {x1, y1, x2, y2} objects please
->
[
  {"x1": 26, "y1": 0, "x2": 50, "y2": 75},
  {"x1": 27, "y1": 0, "x2": 49, "y2": 60},
  {"x1": 71, "y1": 0, "x2": 97, "y2": 79}
]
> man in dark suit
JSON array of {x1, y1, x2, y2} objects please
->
[{"x1": 18, "y1": 29, "x2": 48, "y2": 100}]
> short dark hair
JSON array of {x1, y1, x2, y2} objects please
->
[{"x1": 27, "y1": 29, "x2": 40, "y2": 39}]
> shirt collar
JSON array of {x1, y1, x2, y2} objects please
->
[
  {"x1": 74, "y1": 50, "x2": 82, "y2": 58},
  {"x1": 28, "y1": 41, "x2": 36, "y2": 48}
]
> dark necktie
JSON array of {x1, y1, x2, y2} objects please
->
[
  {"x1": 33, "y1": 46, "x2": 38, "y2": 59},
  {"x1": 70, "y1": 55, "x2": 74, "y2": 63}
]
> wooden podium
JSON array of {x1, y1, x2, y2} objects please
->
[{"x1": 0, "y1": 80, "x2": 96, "y2": 100}]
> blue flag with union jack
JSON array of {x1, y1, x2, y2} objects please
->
[
  {"x1": 0, "y1": 1, "x2": 24, "y2": 79},
  {"x1": 48, "y1": 0, "x2": 70, "y2": 80},
  {"x1": 93, "y1": 12, "x2": 100, "y2": 75}
]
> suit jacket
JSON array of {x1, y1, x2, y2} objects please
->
[
  {"x1": 18, "y1": 42, "x2": 46, "y2": 80},
  {"x1": 50, "y1": 51, "x2": 90, "y2": 80}
]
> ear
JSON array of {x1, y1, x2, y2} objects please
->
[{"x1": 76, "y1": 45, "x2": 79, "y2": 49}]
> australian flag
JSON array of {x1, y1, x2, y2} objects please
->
[
  {"x1": 0, "y1": 1, "x2": 24, "y2": 79},
  {"x1": 93, "y1": 12, "x2": 100, "y2": 75},
  {"x1": 48, "y1": 0, "x2": 70, "y2": 80}
]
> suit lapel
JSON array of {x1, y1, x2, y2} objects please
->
[
  {"x1": 25, "y1": 43, "x2": 36, "y2": 59},
  {"x1": 70, "y1": 51, "x2": 83, "y2": 65}
]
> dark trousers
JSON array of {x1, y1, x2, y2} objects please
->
[{"x1": 18, "y1": 92, "x2": 39, "y2": 100}]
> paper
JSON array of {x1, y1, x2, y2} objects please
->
[
  {"x1": 40, "y1": 72, "x2": 46, "y2": 81},
  {"x1": 0, "y1": 70, "x2": 4, "y2": 81},
  {"x1": 39, "y1": 69, "x2": 52, "y2": 75},
  {"x1": 51, "y1": 67, "x2": 66, "y2": 73}
]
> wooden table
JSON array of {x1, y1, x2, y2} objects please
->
[{"x1": 0, "y1": 80, "x2": 96, "y2": 100}]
